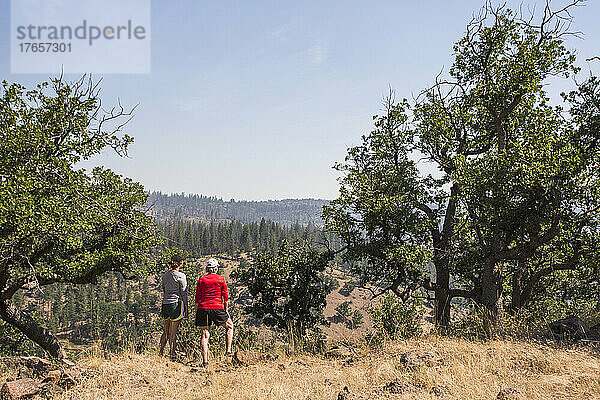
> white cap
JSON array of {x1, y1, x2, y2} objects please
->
[{"x1": 206, "y1": 258, "x2": 219, "y2": 269}]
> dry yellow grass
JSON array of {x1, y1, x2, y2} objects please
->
[{"x1": 55, "y1": 336, "x2": 600, "y2": 400}]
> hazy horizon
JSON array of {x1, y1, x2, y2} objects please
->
[{"x1": 147, "y1": 189, "x2": 331, "y2": 202}]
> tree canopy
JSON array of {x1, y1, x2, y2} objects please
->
[
  {"x1": 233, "y1": 241, "x2": 333, "y2": 336},
  {"x1": 324, "y1": 2, "x2": 600, "y2": 332},
  {"x1": 0, "y1": 76, "x2": 160, "y2": 358}
]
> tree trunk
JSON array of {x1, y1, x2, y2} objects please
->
[
  {"x1": 0, "y1": 299, "x2": 65, "y2": 360},
  {"x1": 434, "y1": 286, "x2": 451, "y2": 328},
  {"x1": 480, "y1": 258, "x2": 504, "y2": 337},
  {"x1": 510, "y1": 261, "x2": 525, "y2": 312},
  {"x1": 433, "y1": 257, "x2": 451, "y2": 329},
  {"x1": 432, "y1": 184, "x2": 459, "y2": 329}
]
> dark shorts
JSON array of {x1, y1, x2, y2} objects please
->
[
  {"x1": 195, "y1": 308, "x2": 229, "y2": 327},
  {"x1": 161, "y1": 301, "x2": 184, "y2": 321}
]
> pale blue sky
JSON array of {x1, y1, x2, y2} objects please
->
[{"x1": 1, "y1": 0, "x2": 599, "y2": 200}]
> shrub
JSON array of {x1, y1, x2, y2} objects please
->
[
  {"x1": 339, "y1": 281, "x2": 356, "y2": 297},
  {"x1": 368, "y1": 295, "x2": 422, "y2": 342},
  {"x1": 285, "y1": 325, "x2": 327, "y2": 355},
  {"x1": 0, "y1": 320, "x2": 40, "y2": 357},
  {"x1": 233, "y1": 242, "x2": 332, "y2": 336},
  {"x1": 335, "y1": 301, "x2": 351, "y2": 319},
  {"x1": 451, "y1": 303, "x2": 494, "y2": 340},
  {"x1": 351, "y1": 310, "x2": 364, "y2": 329},
  {"x1": 320, "y1": 273, "x2": 340, "y2": 293},
  {"x1": 333, "y1": 301, "x2": 363, "y2": 329},
  {"x1": 453, "y1": 297, "x2": 600, "y2": 340},
  {"x1": 174, "y1": 305, "x2": 260, "y2": 360}
]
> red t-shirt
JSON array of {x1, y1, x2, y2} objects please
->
[{"x1": 195, "y1": 273, "x2": 228, "y2": 309}]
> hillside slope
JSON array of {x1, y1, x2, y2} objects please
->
[
  {"x1": 147, "y1": 192, "x2": 328, "y2": 226},
  {"x1": 56, "y1": 337, "x2": 600, "y2": 400}
]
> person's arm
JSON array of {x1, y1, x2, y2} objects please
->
[
  {"x1": 222, "y1": 278, "x2": 229, "y2": 313},
  {"x1": 180, "y1": 275, "x2": 189, "y2": 317},
  {"x1": 195, "y1": 277, "x2": 202, "y2": 308}
]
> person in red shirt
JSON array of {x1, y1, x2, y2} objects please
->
[{"x1": 195, "y1": 258, "x2": 233, "y2": 366}]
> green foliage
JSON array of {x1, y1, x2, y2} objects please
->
[
  {"x1": 320, "y1": 273, "x2": 340, "y2": 293},
  {"x1": 506, "y1": 302, "x2": 598, "y2": 340},
  {"x1": 0, "y1": 76, "x2": 161, "y2": 280},
  {"x1": 324, "y1": 2, "x2": 600, "y2": 331},
  {"x1": 176, "y1": 284, "x2": 260, "y2": 360},
  {"x1": 339, "y1": 281, "x2": 356, "y2": 297},
  {"x1": 368, "y1": 295, "x2": 422, "y2": 342},
  {"x1": 451, "y1": 304, "x2": 495, "y2": 340},
  {"x1": 335, "y1": 301, "x2": 351, "y2": 319},
  {"x1": 333, "y1": 301, "x2": 363, "y2": 330},
  {"x1": 351, "y1": 310, "x2": 364, "y2": 329},
  {"x1": 296, "y1": 327, "x2": 327, "y2": 354},
  {"x1": 323, "y1": 97, "x2": 432, "y2": 297},
  {"x1": 148, "y1": 192, "x2": 328, "y2": 226},
  {"x1": 0, "y1": 271, "x2": 162, "y2": 356},
  {"x1": 233, "y1": 242, "x2": 333, "y2": 335},
  {"x1": 157, "y1": 218, "x2": 339, "y2": 258},
  {"x1": 0, "y1": 76, "x2": 161, "y2": 356},
  {"x1": 0, "y1": 320, "x2": 41, "y2": 356},
  {"x1": 505, "y1": 268, "x2": 600, "y2": 339},
  {"x1": 453, "y1": 296, "x2": 600, "y2": 341},
  {"x1": 55, "y1": 274, "x2": 156, "y2": 351}
]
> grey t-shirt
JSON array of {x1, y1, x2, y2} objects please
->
[{"x1": 161, "y1": 269, "x2": 188, "y2": 306}]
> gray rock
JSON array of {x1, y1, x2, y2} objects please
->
[
  {"x1": 496, "y1": 387, "x2": 521, "y2": 400},
  {"x1": 233, "y1": 350, "x2": 264, "y2": 366},
  {"x1": 325, "y1": 346, "x2": 353, "y2": 359},
  {"x1": 1, "y1": 378, "x2": 40, "y2": 399},
  {"x1": 399, "y1": 351, "x2": 443, "y2": 368}
]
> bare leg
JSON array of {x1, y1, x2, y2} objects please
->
[
  {"x1": 169, "y1": 320, "x2": 181, "y2": 358},
  {"x1": 200, "y1": 327, "x2": 210, "y2": 364},
  {"x1": 159, "y1": 319, "x2": 171, "y2": 356},
  {"x1": 223, "y1": 318, "x2": 233, "y2": 354}
]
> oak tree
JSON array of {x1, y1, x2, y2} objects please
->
[
  {"x1": 325, "y1": 1, "x2": 600, "y2": 332},
  {"x1": 0, "y1": 76, "x2": 160, "y2": 359}
]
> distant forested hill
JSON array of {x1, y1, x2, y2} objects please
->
[{"x1": 146, "y1": 192, "x2": 328, "y2": 226}]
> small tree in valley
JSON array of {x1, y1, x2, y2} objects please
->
[{"x1": 233, "y1": 242, "x2": 333, "y2": 336}]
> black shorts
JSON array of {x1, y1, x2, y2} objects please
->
[
  {"x1": 160, "y1": 301, "x2": 184, "y2": 321},
  {"x1": 195, "y1": 308, "x2": 229, "y2": 327}
]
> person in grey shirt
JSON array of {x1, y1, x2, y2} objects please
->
[{"x1": 159, "y1": 254, "x2": 188, "y2": 359}]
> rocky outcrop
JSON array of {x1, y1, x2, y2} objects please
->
[
  {"x1": 0, "y1": 357, "x2": 82, "y2": 399},
  {"x1": 496, "y1": 387, "x2": 521, "y2": 400},
  {"x1": 233, "y1": 350, "x2": 264, "y2": 366},
  {"x1": 398, "y1": 350, "x2": 444, "y2": 369},
  {"x1": 324, "y1": 346, "x2": 353, "y2": 359},
  {"x1": 1, "y1": 378, "x2": 40, "y2": 399},
  {"x1": 549, "y1": 316, "x2": 591, "y2": 342}
]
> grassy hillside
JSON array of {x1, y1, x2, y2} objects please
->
[
  {"x1": 54, "y1": 336, "x2": 600, "y2": 400},
  {"x1": 2, "y1": 257, "x2": 599, "y2": 399},
  {"x1": 4, "y1": 255, "x2": 363, "y2": 356}
]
